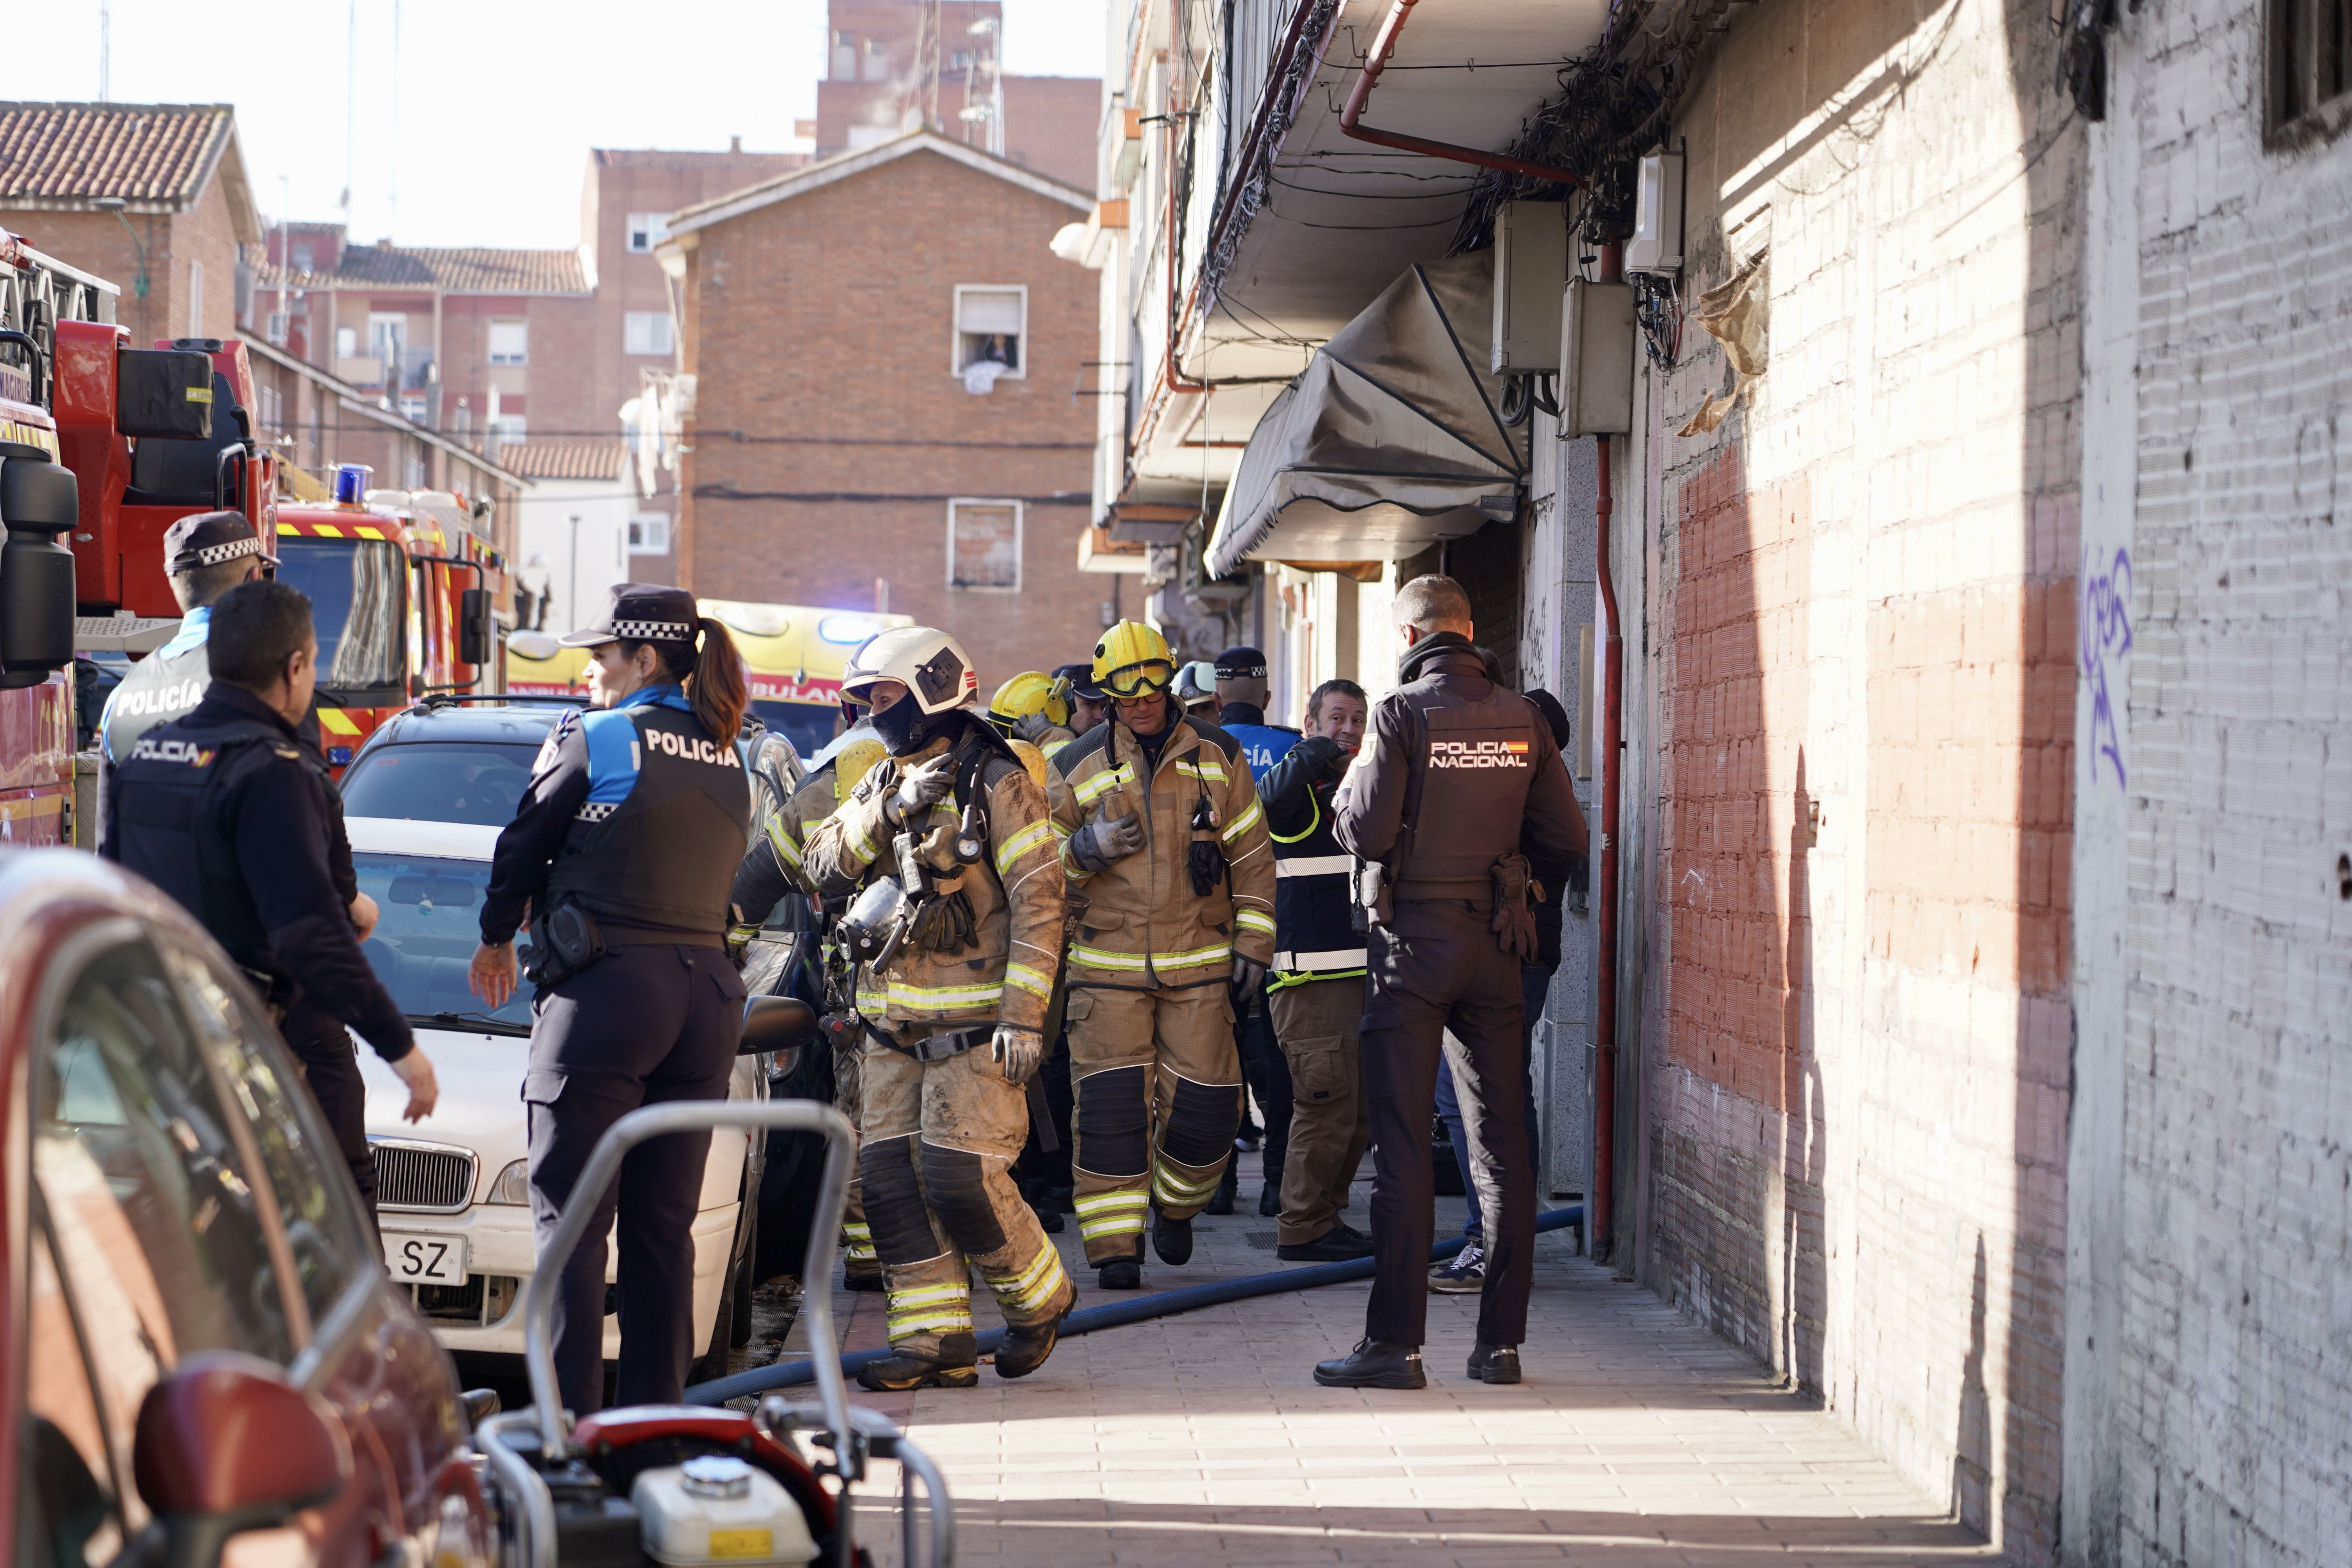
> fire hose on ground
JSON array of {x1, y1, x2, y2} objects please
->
[{"x1": 686, "y1": 1203, "x2": 1586, "y2": 1405}]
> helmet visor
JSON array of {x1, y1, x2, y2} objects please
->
[{"x1": 1100, "y1": 659, "x2": 1174, "y2": 699}]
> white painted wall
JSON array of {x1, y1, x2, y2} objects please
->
[{"x1": 515, "y1": 477, "x2": 634, "y2": 639}]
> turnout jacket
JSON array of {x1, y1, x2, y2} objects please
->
[
  {"x1": 1046, "y1": 715, "x2": 1276, "y2": 987},
  {"x1": 1333, "y1": 634, "x2": 1586, "y2": 904},
  {"x1": 802, "y1": 718, "x2": 1064, "y2": 1034}
]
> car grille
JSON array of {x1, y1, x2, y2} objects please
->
[
  {"x1": 371, "y1": 1139, "x2": 478, "y2": 1212},
  {"x1": 410, "y1": 1274, "x2": 521, "y2": 1327}
]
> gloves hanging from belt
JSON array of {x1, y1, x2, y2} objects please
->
[
  {"x1": 906, "y1": 887, "x2": 980, "y2": 953},
  {"x1": 1490, "y1": 853, "x2": 1537, "y2": 962}
]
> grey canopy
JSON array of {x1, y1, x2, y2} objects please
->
[{"x1": 1205, "y1": 252, "x2": 1529, "y2": 577}]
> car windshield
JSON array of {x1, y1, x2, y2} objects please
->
[
  {"x1": 752, "y1": 699, "x2": 840, "y2": 759},
  {"x1": 341, "y1": 740, "x2": 543, "y2": 826},
  {"x1": 354, "y1": 852, "x2": 532, "y2": 1035},
  {"x1": 274, "y1": 535, "x2": 406, "y2": 692}
]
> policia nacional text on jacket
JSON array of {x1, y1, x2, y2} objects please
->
[
  {"x1": 468, "y1": 585, "x2": 753, "y2": 1418},
  {"x1": 101, "y1": 580, "x2": 441, "y2": 1143}
]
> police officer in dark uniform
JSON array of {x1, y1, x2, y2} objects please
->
[
  {"x1": 1316, "y1": 575, "x2": 1586, "y2": 1391},
  {"x1": 99, "y1": 511, "x2": 400, "y2": 1220},
  {"x1": 468, "y1": 584, "x2": 753, "y2": 1416},
  {"x1": 102, "y1": 580, "x2": 439, "y2": 1138}
]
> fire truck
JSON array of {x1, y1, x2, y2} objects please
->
[
  {"x1": 0, "y1": 232, "x2": 115, "y2": 846},
  {"x1": 51, "y1": 310, "x2": 508, "y2": 772}
]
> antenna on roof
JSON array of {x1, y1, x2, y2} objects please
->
[{"x1": 97, "y1": 0, "x2": 110, "y2": 101}]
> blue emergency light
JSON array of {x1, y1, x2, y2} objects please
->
[{"x1": 333, "y1": 463, "x2": 373, "y2": 506}]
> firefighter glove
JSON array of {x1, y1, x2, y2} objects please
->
[
  {"x1": 1188, "y1": 839, "x2": 1228, "y2": 897},
  {"x1": 1070, "y1": 809, "x2": 1146, "y2": 871},
  {"x1": 1230, "y1": 953, "x2": 1266, "y2": 992},
  {"x1": 908, "y1": 888, "x2": 979, "y2": 953},
  {"x1": 991, "y1": 1024, "x2": 1046, "y2": 1085},
  {"x1": 884, "y1": 752, "x2": 957, "y2": 827},
  {"x1": 1012, "y1": 710, "x2": 1061, "y2": 744}
]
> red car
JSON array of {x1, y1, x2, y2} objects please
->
[{"x1": 2, "y1": 849, "x2": 496, "y2": 1568}]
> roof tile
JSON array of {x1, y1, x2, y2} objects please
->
[{"x1": 0, "y1": 102, "x2": 233, "y2": 206}]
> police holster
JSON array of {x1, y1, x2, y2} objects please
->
[{"x1": 525, "y1": 901, "x2": 607, "y2": 988}]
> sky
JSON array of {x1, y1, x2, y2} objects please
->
[{"x1": 3, "y1": 0, "x2": 1108, "y2": 249}]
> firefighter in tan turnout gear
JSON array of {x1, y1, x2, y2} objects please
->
[
  {"x1": 729, "y1": 713, "x2": 888, "y2": 1289},
  {"x1": 803, "y1": 627, "x2": 1076, "y2": 1389},
  {"x1": 1048, "y1": 620, "x2": 1277, "y2": 1288}
]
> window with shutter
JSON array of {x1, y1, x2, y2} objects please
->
[
  {"x1": 952, "y1": 285, "x2": 1027, "y2": 377},
  {"x1": 948, "y1": 500, "x2": 1021, "y2": 590}
]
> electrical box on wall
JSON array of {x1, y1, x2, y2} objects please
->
[
  {"x1": 1625, "y1": 151, "x2": 1685, "y2": 275},
  {"x1": 1559, "y1": 279, "x2": 1635, "y2": 437},
  {"x1": 1490, "y1": 200, "x2": 1566, "y2": 373}
]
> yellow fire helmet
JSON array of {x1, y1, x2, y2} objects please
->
[
  {"x1": 1091, "y1": 619, "x2": 1175, "y2": 699},
  {"x1": 1006, "y1": 737, "x2": 1051, "y2": 789},
  {"x1": 988, "y1": 670, "x2": 1069, "y2": 733}
]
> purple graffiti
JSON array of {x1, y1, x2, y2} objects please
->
[{"x1": 2080, "y1": 545, "x2": 2132, "y2": 789}]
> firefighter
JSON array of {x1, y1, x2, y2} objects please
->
[
  {"x1": 468, "y1": 584, "x2": 754, "y2": 1416},
  {"x1": 1258, "y1": 678, "x2": 1373, "y2": 1260},
  {"x1": 1048, "y1": 620, "x2": 1277, "y2": 1287},
  {"x1": 988, "y1": 670, "x2": 1078, "y2": 759},
  {"x1": 1315, "y1": 576, "x2": 1586, "y2": 1391},
  {"x1": 729, "y1": 713, "x2": 888, "y2": 1290},
  {"x1": 803, "y1": 627, "x2": 1075, "y2": 1390}
]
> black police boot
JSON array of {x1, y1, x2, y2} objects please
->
[
  {"x1": 1205, "y1": 1162, "x2": 1238, "y2": 1215},
  {"x1": 857, "y1": 1333, "x2": 980, "y2": 1392},
  {"x1": 1258, "y1": 1182, "x2": 1281, "y2": 1218},
  {"x1": 1097, "y1": 1254, "x2": 1142, "y2": 1290},
  {"x1": 1312, "y1": 1339, "x2": 1425, "y2": 1390},
  {"x1": 1152, "y1": 1208, "x2": 1195, "y2": 1265},
  {"x1": 995, "y1": 1309, "x2": 1069, "y2": 1379},
  {"x1": 1277, "y1": 1222, "x2": 1374, "y2": 1263},
  {"x1": 1466, "y1": 1342, "x2": 1522, "y2": 1384}
]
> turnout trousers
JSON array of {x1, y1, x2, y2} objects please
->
[
  {"x1": 526, "y1": 942, "x2": 743, "y2": 1417},
  {"x1": 1065, "y1": 982, "x2": 1241, "y2": 1263},
  {"x1": 1270, "y1": 977, "x2": 1368, "y2": 1246},
  {"x1": 857, "y1": 1027, "x2": 1074, "y2": 1358},
  {"x1": 1361, "y1": 900, "x2": 1536, "y2": 1349},
  {"x1": 834, "y1": 1042, "x2": 880, "y2": 1283}
]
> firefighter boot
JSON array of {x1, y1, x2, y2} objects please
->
[
  {"x1": 857, "y1": 1333, "x2": 981, "y2": 1392},
  {"x1": 1152, "y1": 1206, "x2": 1194, "y2": 1266},
  {"x1": 995, "y1": 1308, "x2": 1069, "y2": 1379}
]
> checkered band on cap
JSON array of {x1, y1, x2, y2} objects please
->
[
  {"x1": 610, "y1": 618, "x2": 691, "y2": 642},
  {"x1": 182, "y1": 535, "x2": 263, "y2": 569}
]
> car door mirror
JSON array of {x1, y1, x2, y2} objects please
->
[
  {"x1": 132, "y1": 1351, "x2": 351, "y2": 1568},
  {"x1": 741, "y1": 994, "x2": 817, "y2": 1066},
  {"x1": 458, "y1": 585, "x2": 494, "y2": 667}
]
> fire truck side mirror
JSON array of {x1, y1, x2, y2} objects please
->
[
  {"x1": 0, "y1": 455, "x2": 81, "y2": 690},
  {"x1": 114, "y1": 348, "x2": 216, "y2": 440},
  {"x1": 458, "y1": 586, "x2": 494, "y2": 667}
]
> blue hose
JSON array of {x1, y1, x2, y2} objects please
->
[{"x1": 686, "y1": 1203, "x2": 1584, "y2": 1405}]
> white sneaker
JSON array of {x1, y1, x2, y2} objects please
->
[{"x1": 1429, "y1": 1241, "x2": 1486, "y2": 1294}]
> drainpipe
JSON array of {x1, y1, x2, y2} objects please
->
[
  {"x1": 1592, "y1": 242, "x2": 1624, "y2": 1263},
  {"x1": 1339, "y1": 0, "x2": 1586, "y2": 187}
]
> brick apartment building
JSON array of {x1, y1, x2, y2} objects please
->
[
  {"x1": 815, "y1": 0, "x2": 1096, "y2": 190},
  {"x1": 0, "y1": 102, "x2": 260, "y2": 349},
  {"x1": 661, "y1": 131, "x2": 1102, "y2": 686}
]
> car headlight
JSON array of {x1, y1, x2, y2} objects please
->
[{"x1": 488, "y1": 1158, "x2": 531, "y2": 1205}]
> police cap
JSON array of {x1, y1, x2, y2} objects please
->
[
  {"x1": 561, "y1": 583, "x2": 698, "y2": 648},
  {"x1": 165, "y1": 509, "x2": 276, "y2": 575},
  {"x1": 1213, "y1": 646, "x2": 1267, "y2": 681}
]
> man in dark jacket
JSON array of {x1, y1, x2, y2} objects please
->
[
  {"x1": 103, "y1": 581, "x2": 438, "y2": 1142},
  {"x1": 1315, "y1": 576, "x2": 1586, "y2": 1390}
]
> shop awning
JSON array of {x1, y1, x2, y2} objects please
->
[{"x1": 1205, "y1": 252, "x2": 1528, "y2": 577}]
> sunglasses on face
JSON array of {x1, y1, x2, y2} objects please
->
[{"x1": 1100, "y1": 660, "x2": 1173, "y2": 699}]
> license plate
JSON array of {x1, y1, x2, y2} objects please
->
[{"x1": 383, "y1": 1232, "x2": 468, "y2": 1285}]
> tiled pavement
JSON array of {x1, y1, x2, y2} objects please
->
[{"x1": 760, "y1": 1156, "x2": 2001, "y2": 1567}]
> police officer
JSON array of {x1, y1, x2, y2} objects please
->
[
  {"x1": 1316, "y1": 576, "x2": 1586, "y2": 1390},
  {"x1": 102, "y1": 580, "x2": 438, "y2": 1138},
  {"x1": 1055, "y1": 662, "x2": 1112, "y2": 737},
  {"x1": 467, "y1": 584, "x2": 754, "y2": 1416},
  {"x1": 803, "y1": 628, "x2": 1075, "y2": 1389},
  {"x1": 1210, "y1": 646, "x2": 1299, "y2": 782},
  {"x1": 98, "y1": 511, "x2": 399, "y2": 1219}
]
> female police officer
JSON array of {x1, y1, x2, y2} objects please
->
[{"x1": 468, "y1": 584, "x2": 753, "y2": 1415}]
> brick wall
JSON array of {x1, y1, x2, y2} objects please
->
[
  {"x1": 2079, "y1": 2, "x2": 2352, "y2": 1562},
  {"x1": 1629, "y1": 0, "x2": 2085, "y2": 1559},
  {"x1": 676, "y1": 144, "x2": 1100, "y2": 686},
  {"x1": 6, "y1": 188, "x2": 245, "y2": 350}
]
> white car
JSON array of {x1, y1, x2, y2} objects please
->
[{"x1": 346, "y1": 815, "x2": 763, "y2": 1374}]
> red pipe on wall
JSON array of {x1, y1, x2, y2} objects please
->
[{"x1": 1339, "y1": 0, "x2": 1586, "y2": 188}]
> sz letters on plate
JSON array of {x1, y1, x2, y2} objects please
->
[{"x1": 383, "y1": 1232, "x2": 469, "y2": 1285}]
